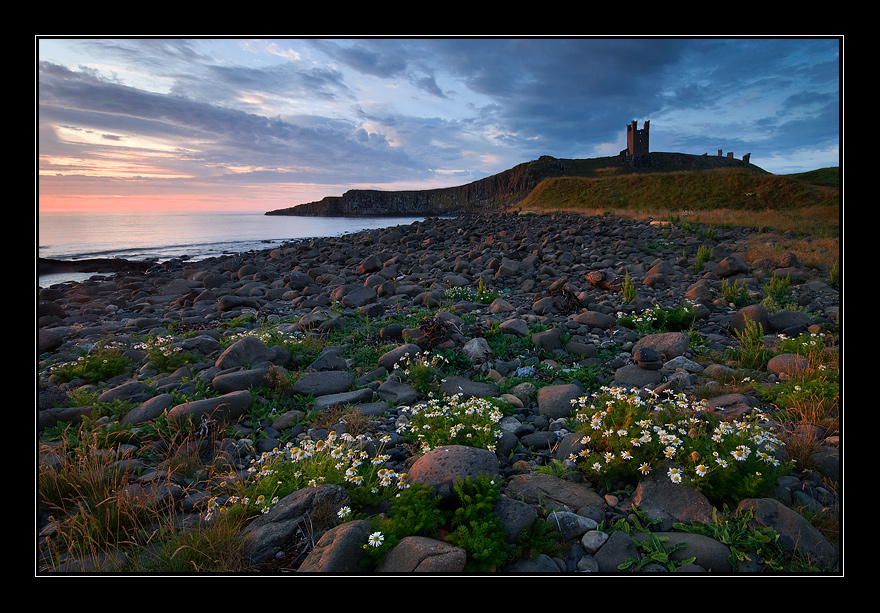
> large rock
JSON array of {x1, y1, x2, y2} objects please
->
[
  {"x1": 495, "y1": 495, "x2": 538, "y2": 543},
  {"x1": 342, "y1": 286, "x2": 378, "y2": 308},
  {"x1": 211, "y1": 367, "x2": 275, "y2": 394},
  {"x1": 376, "y1": 379, "x2": 420, "y2": 407},
  {"x1": 215, "y1": 335, "x2": 282, "y2": 369},
  {"x1": 632, "y1": 332, "x2": 690, "y2": 361},
  {"x1": 439, "y1": 376, "x2": 499, "y2": 399},
  {"x1": 712, "y1": 255, "x2": 749, "y2": 278},
  {"x1": 376, "y1": 536, "x2": 467, "y2": 573},
  {"x1": 503, "y1": 472, "x2": 605, "y2": 511},
  {"x1": 593, "y1": 529, "x2": 640, "y2": 573},
  {"x1": 242, "y1": 484, "x2": 351, "y2": 568},
  {"x1": 378, "y1": 344, "x2": 422, "y2": 371},
  {"x1": 120, "y1": 393, "x2": 175, "y2": 425},
  {"x1": 97, "y1": 380, "x2": 150, "y2": 404},
  {"x1": 571, "y1": 310, "x2": 617, "y2": 330},
  {"x1": 461, "y1": 337, "x2": 492, "y2": 364},
  {"x1": 612, "y1": 364, "x2": 664, "y2": 388},
  {"x1": 729, "y1": 304, "x2": 770, "y2": 336},
  {"x1": 291, "y1": 371, "x2": 354, "y2": 397},
  {"x1": 297, "y1": 519, "x2": 373, "y2": 573},
  {"x1": 631, "y1": 461, "x2": 714, "y2": 529},
  {"x1": 407, "y1": 445, "x2": 500, "y2": 502},
  {"x1": 166, "y1": 390, "x2": 252, "y2": 424},
  {"x1": 313, "y1": 388, "x2": 375, "y2": 411},
  {"x1": 736, "y1": 497, "x2": 838, "y2": 569},
  {"x1": 537, "y1": 383, "x2": 582, "y2": 420},
  {"x1": 767, "y1": 353, "x2": 810, "y2": 378},
  {"x1": 532, "y1": 326, "x2": 564, "y2": 351},
  {"x1": 631, "y1": 532, "x2": 732, "y2": 573}
]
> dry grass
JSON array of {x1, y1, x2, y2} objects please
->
[{"x1": 38, "y1": 426, "x2": 250, "y2": 572}]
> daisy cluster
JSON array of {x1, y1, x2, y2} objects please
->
[
  {"x1": 392, "y1": 350, "x2": 451, "y2": 394},
  {"x1": 569, "y1": 386, "x2": 787, "y2": 494},
  {"x1": 225, "y1": 326, "x2": 305, "y2": 348},
  {"x1": 209, "y1": 431, "x2": 407, "y2": 519},
  {"x1": 398, "y1": 394, "x2": 506, "y2": 454}
]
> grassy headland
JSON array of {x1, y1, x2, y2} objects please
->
[{"x1": 512, "y1": 165, "x2": 840, "y2": 238}]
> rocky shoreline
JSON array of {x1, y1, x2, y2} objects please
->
[{"x1": 37, "y1": 211, "x2": 841, "y2": 573}]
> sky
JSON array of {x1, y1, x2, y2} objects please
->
[{"x1": 36, "y1": 36, "x2": 841, "y2": 214}]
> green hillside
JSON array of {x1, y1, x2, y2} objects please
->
[{"x1": 514, "y1": 160, "x2": 839, "y2": 237}]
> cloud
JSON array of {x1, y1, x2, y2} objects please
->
[
  {"x1": 37, "y1": 37, "x2": 841, "y2": 211},
  {"x1": 38, "y1": 59, "x2": 425, "y2": 187}
]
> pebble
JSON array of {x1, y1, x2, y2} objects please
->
[{"x1": 37, "y1": 212, "x2": 840, "y2": 573}]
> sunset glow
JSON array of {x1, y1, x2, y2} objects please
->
[{"x1": 37, "y1": 37, "x2": 841, "y2": 215}]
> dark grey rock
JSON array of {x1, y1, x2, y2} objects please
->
[{"x1": 292, "y1": 370, "x2": 354, "y2": 397}]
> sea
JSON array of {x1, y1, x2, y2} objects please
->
[{"x1": 37, "y1": 210, "x2": 427, "y2": 287}]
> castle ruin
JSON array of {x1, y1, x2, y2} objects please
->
[
  {"x1": 621, "y1": 120, "x2": 650, "y2": 167},
  {"x1": 620, "y1": 119, "x2": 752, "y2": 166}
]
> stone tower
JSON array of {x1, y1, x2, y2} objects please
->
[{"x1": 626, "y1": 120, "x2": 650, "y2": 166}]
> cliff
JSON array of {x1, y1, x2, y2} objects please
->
[{"x1": 264, "y1": 153, "x2": 761, "y2": 217}]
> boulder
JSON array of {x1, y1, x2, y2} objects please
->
[
  {"x1": 729, "y1": 304, "x2": 770, "y2": 336},
  {"x1": 439, "y1": 376, "x2": 499, "y2": 399},
  {"x1": 631, "y1": 532, "x2": 732, "y2": 573},
  {"x1": 166, "y1": 390, "x2": 252, "y2": 424},
  {"x1": 297, "y1": 519, "x2": 373, "y2": 573},
  {"x1": 376, "y1": 536, "x2": 467, "y2": 573},
  {"x1": 215, "y1": 335, "x2": 281, "y2": 370},
  {"x1": 537, "y1": 383, "x2": 582, "y2": 420},
  {"x1": 767, "y1": 353, "x2": 810, "y2": 379},
  {"x1": 378, "y1": 343, "x2": 422, "y2": 371},
  {"x1": 503, "y1": 472, "x2": 604, "y2": 511},
  {"x1": 407, "y1": 445, "x2": 500, "y2": 502},
  {"x1": 291, "y1": 371, "x2": 354, "y2": 397},
  {"x1": 211, "y1": 367, "x2": 276, "y2": 394},
  {"x1": 737, "y1": 497, "x2": 838, "y2": 569},
  {"x1": 631, "y1": 461, "x2": 714, "y2": 529},
  {"x1": 632, "y1": 332, "x2": 690, "y2": 361},
  {"x1": 241, "y1": 484, "x2": 351, "y2": 568}
]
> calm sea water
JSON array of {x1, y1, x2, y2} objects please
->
[{"x1": 37, "y1": 210, "x2": 425, "y2": 286}]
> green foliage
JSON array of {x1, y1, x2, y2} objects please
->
[
  {"x1": 134, "y1": 335, "x2": 201, "y2": 373},
  {"x1": 827, "y1": 261, "x2": 839, "y2": 289},
  {"x1": 761, "y1": 274, "x2": 796, "y2": 312},
  {"x1": 213, "y1": 432, "x2": 406, "y2": 518},
  {"x1": 728, "y1": 318, "x2": 775, "y2": 370},
  {"x1": 478, "y1": 320, "x2": 539, "y2": 362},
  {"x1": 570, "y1": 386, "x2": 792, "y2": 506},
  {"x1": 616, "y1": 302, "x2": 700, "y2": 335},
  {"x1": 446, "y1": 475, "x2": 510, "y2": 571},
  {"x1": 694, "y1": 244, "x2": 712, "y2": 272},
  {"x1": 512, "y1": 515, "x2": 569, "y2": 561},
  {"x1": 721, "y1": 278, "x2": 754, "y2": 307},
  {"x1": 777, "y1": 331, "x2": 832, "y2": 362},
  {"x1": 617, "y1": 506, "x2": 696, "y2": 572},
  {"x1": 386, "y1": 482, "x2": 448, "y2": 538},
  {"x1": 534, "y1": 458, "x2": 574, "y2": 478},
  {"x1": 445, "y1": 277, "x2": 501, "y2": 304},
  {"x1": 361, "y1": 474, "x2": 557, "y2": 572},
  {"x1": 217, "y1": 313, "x2": 257, "y2": 331},
  {"x1": 398, "y1": 394, "x2": 508, "y2": 454},
  {"x1": 126, "y1": 511, "x2": 248, "y2": 572},
  {"x1": 675, "y1": 505, "x2": 783, "y2": 571},
  {"x1": 393, "y1": 350, "x2": 450, "y2": 395},
  {"x1": 621, "y1": 272, "x2": 637, "y2": 304},
  {"x1": 42, "y1": 340, "x2": 131, "y2": 384}
]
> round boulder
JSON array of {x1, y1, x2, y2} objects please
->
[{"x1": 407, "y1": 445, "x2": 500, "y2": 502}]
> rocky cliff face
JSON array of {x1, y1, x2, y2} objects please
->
[
  {"x1": 263, "y1": 153, "x2": 758, "y2": 217},
  {"x1": 265, "y1": 156, "x2": 572, "y2": 217}
]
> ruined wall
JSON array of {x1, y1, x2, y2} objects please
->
[{"x1": 621, "y1": 120, "x2": 651, "y2": 167}]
